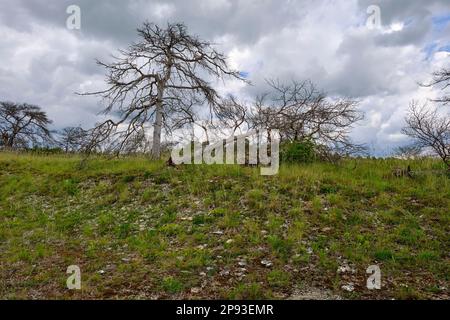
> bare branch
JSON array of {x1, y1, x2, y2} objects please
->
[{"x1": 421, "y1": 67, "x2": 450, "y2": 105}]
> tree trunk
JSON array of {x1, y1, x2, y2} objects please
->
[
  {"x1": 151, "y1": 61, "x2": 172, "y2": 159},
  {"x1": 7, "y1": 135, "x2": 14, "y2": 148},
  {"x1": 152, "y1": 102, "x2": 163, "y2": 159},
  {"x1": 152, "y1": 83, "x2": 164, "y2": 159}
]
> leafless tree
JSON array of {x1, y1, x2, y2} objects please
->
[
  {"x1": 402, "y1": 101, "x2": 450, "y2": 169},
  {"x1": 248, "y1": 79, "x2": 365, "y2": 159},
  {"x1": 58, "y1": 127, "x2": 88, "y2": 153},
  {"x1": 0, "y1": 101, "x2": 52, "y2": 149},
  {"x1": 393, "y1": 144, "x2": 423, "y2": 160},
  {"x1": 81, "y1": 22, "x2": 244, "y2": 158}
]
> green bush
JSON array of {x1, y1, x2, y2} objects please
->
[{"x1": 281, "y1": 140, "x2": 316, "y2": 163}]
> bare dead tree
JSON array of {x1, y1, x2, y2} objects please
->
[
  {"x1": 0, "y1": 101, "x2": 52, "y2": 149},
  {"x1": 248, "y1": 79, "x2": 365, "y2": 160},
  {"x1": 402, "y1": 101, "x2": 450, "y2": 169},
  {"x1": 393, "y1": 144, "x2": 423, "y2": 160},
  {"x1": 58, "y1": 126, "x2": 88, "y2": 153},
  {"x1": 80, "y1": 22, "x2": 244, "y2": 158}
]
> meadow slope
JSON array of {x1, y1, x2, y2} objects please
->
[{"x1": 0, "y1": 152, "x2": 448, "y2": 299}]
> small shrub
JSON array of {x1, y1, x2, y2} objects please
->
[{"x1": 281, "y1": 140, "x2": 316, "y2": 163}]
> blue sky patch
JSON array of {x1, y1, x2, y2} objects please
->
[
  {"x1": 423, "y1": 42, "x2": 438, "y2": 60},
  {"x1": 239, "y1": 71, "x2": 250, "y2": 78},
  {"x1": 439, "y1": 45, "x2": 450, "y2": 52},
  {"x1": 432, "y1": 14, "x2": 450, "y2": 31}
]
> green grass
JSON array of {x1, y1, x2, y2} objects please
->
[{"x1": 0, "y1": 152, "x2": 449, "y2": 300}]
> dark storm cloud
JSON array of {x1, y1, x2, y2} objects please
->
[{"x1": 0, "y1": 0, "x2": 311, "y2": 45}]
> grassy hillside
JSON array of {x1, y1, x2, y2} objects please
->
[{"x1": 0, "y1": 152, "x2": 448, "y2": 299}]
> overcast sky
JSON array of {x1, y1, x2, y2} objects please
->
[{"x1": 0, "y1": 0, "x2": 449, "y2": 155}]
